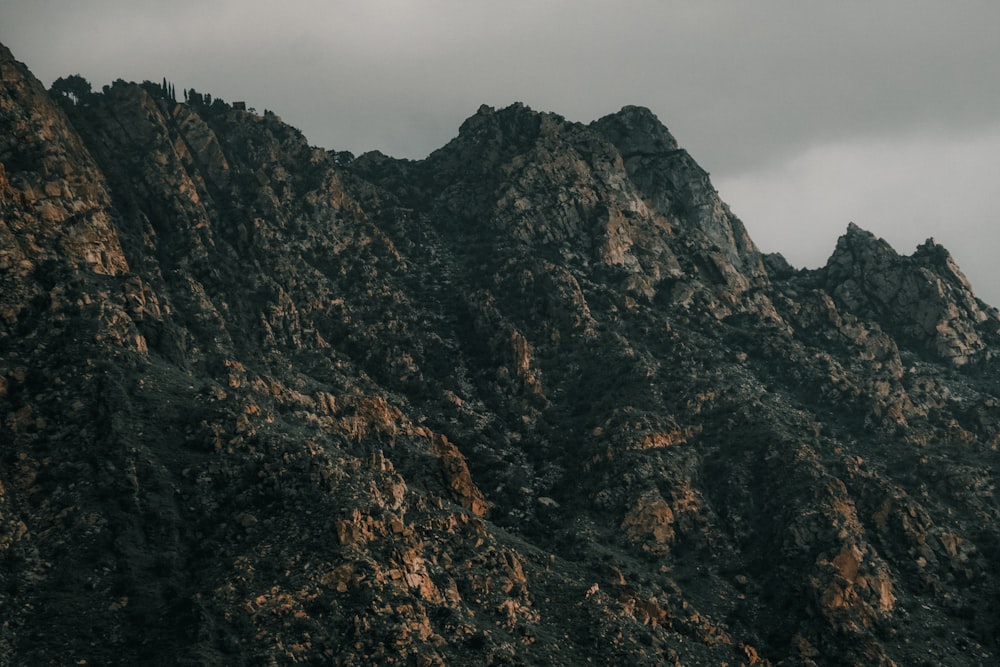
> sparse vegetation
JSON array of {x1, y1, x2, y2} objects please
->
[{"x1": 4, "y1": 44, "x2": 1000, "y2": 667}]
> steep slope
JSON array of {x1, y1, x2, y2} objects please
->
[{"x1": 2, "y1": 42, "x2": 999, "y2": 666}]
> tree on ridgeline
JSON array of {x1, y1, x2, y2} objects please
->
[{"x1": 49, "y1": 74, "x2": 92, "y2": 105}]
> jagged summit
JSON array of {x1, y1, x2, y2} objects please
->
[
  {"x1": 404, "y1": 100, "x2": 769, "y2": 314},
  {"x1": 446, "y1": 103, "x2": 679, "y2": 161},
  {"x1": 450, "y1": 102, "x2": 551, "y2": 151},
  {"x1": 820, "y1": 223, "x2": 999, "y2": 365},
  {"x1": 591, "y1": 105, "x2": 680, "y2": 156},
  {"x1": 2, "y1": 41, "x2": 1000, "y2": 666}
]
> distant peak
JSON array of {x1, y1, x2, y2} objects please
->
[
  {"x1": 914, "y1": 236, "x2": 949, "y2": 260},
  {"x1": 475, "y1": 101, "x2": 533, "y2": 116},
  {"x1": 451, "y1": 102, "x2": 551, "y2": 153},
  {"x1": 590, "y1": 105, "x2": 679, "y2": 156},
  {"x1": 464, "y1": 101, "x2": 541, "y2": 124},
  {"x1": 835, "y1": 224, "x2": 959, "y2": 271},
  {"x1": 843, "y1": 221, "x2": 882, "y2": 241},
  {"x1": 832, "y1": 223, "x2": 897, "y2": 259},
  {"x1": 614, "y1": 105, "x2": 662, "y2": 123}
]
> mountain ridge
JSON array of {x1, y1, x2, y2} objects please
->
[{"x1": 2, "y1": 42, "x2": 999, "y2": 666}]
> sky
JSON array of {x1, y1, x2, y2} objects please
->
[{"x1": 3, "y1": 1, "x2": 999, "y2": 306}]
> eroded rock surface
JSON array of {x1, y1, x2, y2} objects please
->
[{"x1": 2, "y1": 42, "x2": 999, "y2": 666}]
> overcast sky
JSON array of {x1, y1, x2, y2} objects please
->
[{"x1": 3, "y1": 1, "x2": 999, "y2": 306}]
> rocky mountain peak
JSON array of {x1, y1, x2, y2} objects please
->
[
  {"x1": 590, "y1": 104, "x2": 680, "y2": 156},
  {"x1": 829, "y1": 221, "x2": 897, "y2": 262},
  {"x1": 438, "y1": 102, "x2": 559, "y2": 171},
  {"x1": 2, "y1": 40, "x2": 999, "y2": 666},
  {"x1": 822, "y1": 223, "x2": 999, "y2": 365},
  {"x1": 588, "y1": 106, "x2": 768, "y2": 309},
  {"x1": 405, "y1": 100, "x2": 769, "y2": 317}
]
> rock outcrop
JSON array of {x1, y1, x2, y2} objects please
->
[
  {"x1": 822, "y1": 223, "x2": 999, "y2": 365},
  {"x1": 2, "y1": 41, "x2": 999, "y2": 666}
]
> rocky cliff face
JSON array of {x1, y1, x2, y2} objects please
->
[{"x1": 2, "y1": 42, "x2": 999, "y2": 666}]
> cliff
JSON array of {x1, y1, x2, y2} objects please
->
[{"x1": 2, "y1": 42, "x2": 999, "y2": 666}]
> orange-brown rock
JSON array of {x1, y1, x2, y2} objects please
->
[{"x1": 1, "y1": 39, "x2": 998, "y2": 667}]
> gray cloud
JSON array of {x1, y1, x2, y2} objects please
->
[{"x1": 3, "y1": 0, "x2": 999, "y2": 305}]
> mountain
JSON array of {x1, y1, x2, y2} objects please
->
[{"x1": 2, "y1": 41, "x2": 999, "y2": 666}]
